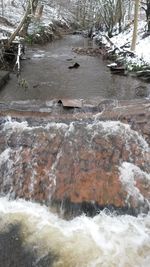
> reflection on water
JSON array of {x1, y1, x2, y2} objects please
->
[
  {"x1": 0, "y1": 35, "x2": 149, "y2": 101},
  {"x1": 0, "y1": 197, "x2": 150, "y2": 267}
]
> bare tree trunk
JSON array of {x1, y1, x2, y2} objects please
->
[
  {"x1": 128, "y1": 0, "x2": 132, "y2": 21},
  {"x1": 34, "y1": 4, "x2": 43, "y2": 20},
  {"x1": 131, "y1": 0, "x2": 140, "y2": 51},
  {"x1": 1, "y1": 0, "x2": 4, "y2": 16},
  {"x1": 7, "y1": 1, "x2": 31, "y2": 46},
  {"x1": 7, "y1": 0, "x2": 39, "y2": 45},
  {"x1": 115, "y1": 0, "x2": 122, "y2": 33},
  {"x1": 146, "y1": 1, "x2": 150, "y2": 31}
]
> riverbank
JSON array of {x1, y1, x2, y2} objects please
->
[
  {"x1": 93, "y1": 22, "x2": 150, "y2": 82},
  {"x1": 0, "y1": 0, "x2": 76, "y2": 40}
]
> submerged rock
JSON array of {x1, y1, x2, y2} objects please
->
[
  {"x1": 135, "y1": 85, "x2": 148, "y2": 97},
  {"x1": 68, "y1": 62, "x2": 80, "y2": 69}
]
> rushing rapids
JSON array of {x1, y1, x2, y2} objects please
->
[
  {"x1": 0, "y1": 104, "x2": 150, "y2": 266},
  {"x1": 0, "y1": 113, "x2": 150, "y2": 216},
  {"x1": 0, "y1": 197, "x2": 150, "y2": 267}
]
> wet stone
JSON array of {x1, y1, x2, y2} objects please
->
[{"x1": 0, "y1": 113, "x2": 150, "y2": 216}]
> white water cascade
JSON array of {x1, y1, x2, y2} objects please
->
[
  {"x1": 0, "y1": 116, "x2": 150, "y2": 266},
  {"x1": 0, "y1": 197, "x2": 149, "y2": 267}
]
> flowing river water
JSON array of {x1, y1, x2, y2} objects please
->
[
  {"x1": 0, "y1": 197, "x2": 150, "y2": 267},
  {"x1": 0, "y1": 35, "x2": 150, "y2": 267},
  {"x1": 0, "y1": 35, "x2": 149, "y2": 101}
]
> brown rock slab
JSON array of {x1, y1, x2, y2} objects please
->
[
  {"x1": 0, "y1": 115, "x2": 149, "y2": 217},
  {"x1": 0, "y1": 99, "x2": 150, "y2": 216}
]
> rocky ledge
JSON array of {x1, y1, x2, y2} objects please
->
[{"x1": 0, "y1": 98, "x2": 150, "y2": 217}]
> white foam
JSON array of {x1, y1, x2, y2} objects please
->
[
  {"x1": 0, "y1": 197, "x2": 149, "y2": 267},
  {"x1": 3, "y1": 117, "x2": 29, "y2": 132},
  {"x1": 0, "y1": 148, "x2": 11, "y2": 165},
  {"x1": 119, "y1": 162, "x2": 150, "y2": 205},
  {"x1": 86, "y1": 120, "x2": 149, "y2": 151}
]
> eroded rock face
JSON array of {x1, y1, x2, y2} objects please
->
[{"x1": 0, "y1": 116, "x2": 149, "y2": 216}]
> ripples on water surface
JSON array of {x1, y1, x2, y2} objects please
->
[{"x1": 0, "y1": 35, "x2": 149, "y2": 101}]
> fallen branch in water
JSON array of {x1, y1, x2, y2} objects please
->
[{"x1": 13, "y1": 43, "x2": 22, "y2": 75}]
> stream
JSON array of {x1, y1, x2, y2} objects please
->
[
  {"x1": 0, "y1": 35, "x2": 149, "y2": 101},
  {"x1": 0, "y1": 35, "x2": 150, "y2": 267}
]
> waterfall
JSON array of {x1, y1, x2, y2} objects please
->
[
  {"x1": 0, "y1": 115, "x2": 149, "y2": 266},
  {"x1": 0, "y1": 117, "x2": 149, "y2": 212}
]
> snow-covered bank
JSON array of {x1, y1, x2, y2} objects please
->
[
  {"x1": 0, "y1": 0, "x2": 76, "y2": 41},
  {"x1": 95, "y1": 20, "x2": 150, "y2": 70},
  {"x1": 111, "y1": 21, "x2": 150, "y2": 66}
]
